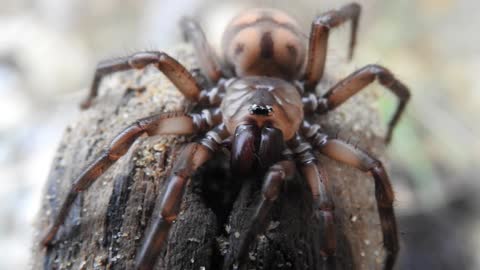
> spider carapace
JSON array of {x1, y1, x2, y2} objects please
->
[{"x1": 41, "y1": 3, "x2": 410, "y2": 270}]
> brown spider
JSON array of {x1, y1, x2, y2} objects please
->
[{"x1": 41, "y1": 3, "x2": 410, "y2": 270}]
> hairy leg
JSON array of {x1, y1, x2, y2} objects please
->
[
  {"x1": 305, "y1": 131, "x2": 399, "y2": 270},
  {"x1": 288, "y1": 133, "x2": 336, "y2": 266},
  {"x1": 41, "y1": 110, "x2": 221, "y2": 246},
  {"x1": 231, "y1": 160, "x2": 296, "y2": 269},
  {"x1": 301, "y1": 162, "x2": 336, "y2": 255},
  {"x1": 180, "y1": 17, "x2": 224, "y2": 83},
  {"x1": 303, "y1": 64, "x2": 410, "y2": 143},
  {"x1": 303, "y1": 2, "x2": 361, "y2": 90},
  {"x1": 81, "y1": 51, "x2": 203, "y2": 109},
  {"x1": 135, "y1": 142, "x2": 216, "y2": 270},
  {"x1": 135, "y1": 125, "x2": 229, "y2": 269}
]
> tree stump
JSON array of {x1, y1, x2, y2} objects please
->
[{"x1": 32, "y1": 45, "x2": 391, "y2": 270}]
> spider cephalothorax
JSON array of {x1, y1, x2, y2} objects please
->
[
  {"x1": 42, "y1": 3, "x2": 410, "y2": 270},
  {"x1": 221, "y1": 76, "x2": 304, "y2": 139}
]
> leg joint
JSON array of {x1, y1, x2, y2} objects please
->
[
  {"x1": 347, "y1": 2, "x2": 361, "y2": 13},
  {"x1": 369, "y1": 162, "x2": 390, "y2": 184},
  {"x1": 314, "y1": 11, "x2": 337, "y2": 28},
  {"x1": 180, "y1": 17, "x2": 198, "y2": 35},
  {"x1": 366, "y1": 64, "x2": 389, "y2": 75},
  {"x1": 199, "y1": 124, "x2": 228, "y2": 152},
  {"x1": 262, "y1": 170, "x2": 286, "y2": 201},
  {"x1": 160, "y1": 212, "x2": 177, "y2": 223},
  {"x1": 128, "y1": 51, "x2": 164, "y2": 69},
  {"x1": 368, "y1": 159, "x2": 383, "y2": 172},
  {"x1": 159, "y1": 175, "x2": 187, "y2": 222},
  {"x1": 191, "y1": 108, "x2": 221, "y2": 131},
  {"x1": 106, "y1": 150, "x2": 122, "y2": 161},
  {"x1": 317, "y1": 98, "x2": 330, "y2": 113},
  {"x1": 365, "y1": 64, "x2": 397, "y2": 86}
]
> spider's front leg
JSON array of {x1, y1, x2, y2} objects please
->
[
  {"x1": 40, "y1": 109, "x2": 221, "y2": 247},
  {"x1": 303, "y1": 2, "x2": 361, "y2": 90},
  {"x1": 230, "y1": 159, "x2": 296, "y2": 269},
  {"x1": 303, "y1": 64, "x2": 410, "y2": 143},
  {"x1": 305, "y1": 127, "x2": 398, "y2": 270},
  {"x1": 135, "y1": 125, "x2": 229, "y2": 270},
  {"x1": 81, "y1": 51, "x2": 202, "y2": 109}
]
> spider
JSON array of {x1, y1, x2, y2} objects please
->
[{"x1": 41, "y1": 3, "x2": 410, "y2": 270}]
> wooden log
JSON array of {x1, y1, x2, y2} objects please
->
[{"x1": 32, "y1": 45, "x2": 392, "y2": 270}]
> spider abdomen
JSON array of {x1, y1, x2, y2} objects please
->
[{"x1": 222, "y1": 8, "x2": 306, "y2": 80}]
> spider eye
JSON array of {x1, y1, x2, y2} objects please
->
[{"x1": 249, "y1": 104, "x2": 273, "y2": 116}]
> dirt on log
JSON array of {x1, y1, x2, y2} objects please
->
[{"x1": 31, "y1": 45, "x2": 392, "y2": 270}]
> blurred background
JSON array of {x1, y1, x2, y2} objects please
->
[{"x1": 0, "y1": 0, "x2": 478, "y2": 269}]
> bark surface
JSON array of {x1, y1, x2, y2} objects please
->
[{"x1": 32, "y1": 45, "x2": 391, "y2": 270}]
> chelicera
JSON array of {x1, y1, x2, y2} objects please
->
[{"x1": 41, "y1": 3, "x2": 410, "y2": 270}]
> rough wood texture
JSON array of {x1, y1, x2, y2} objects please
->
[{"x1": 32, "y1": 45, "x2": 391, "y2": 270}]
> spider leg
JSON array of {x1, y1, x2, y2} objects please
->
[
  {"x1": 303, "y1": 162, "x2": 337, "y2": 267},
  {"x1": 232, "y1": 160, "x2": 296, "y2": 269},
  {"x1": 180, "y1": 17, "x2": 224, "y2": 83},
  {"x1": 305, "y1": 128, "x2": 398, "y2": 270},
  {"x1": 303, "y1": 2, "x2": 361, "y2": 90},
  {"x1": 304, "y1": 64, "x2": 410, "y2": 143},
  {"x1": 288, "y1": 134, "x2": 336, "y2": 266},
  {"x1": 81, "y1": 51, "x2": 203, "y2": 109},
  {"x1": 135, "y1": 125, "x2": 228, "y2": 270},
  {"x1": 40, "y1": 109, "x2": 221, "y2": 247},
  {"x1": 198, "y1": 79, "x2": 227, "y2": 107}
]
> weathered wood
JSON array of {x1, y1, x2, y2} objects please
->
[{"x1": 32, "y1": 45, "x2": 391, "y2": 270}]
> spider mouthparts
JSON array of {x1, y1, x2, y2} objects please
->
[{"x1": 248, "y1": 104, "x2": 273, "y2": 116}]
